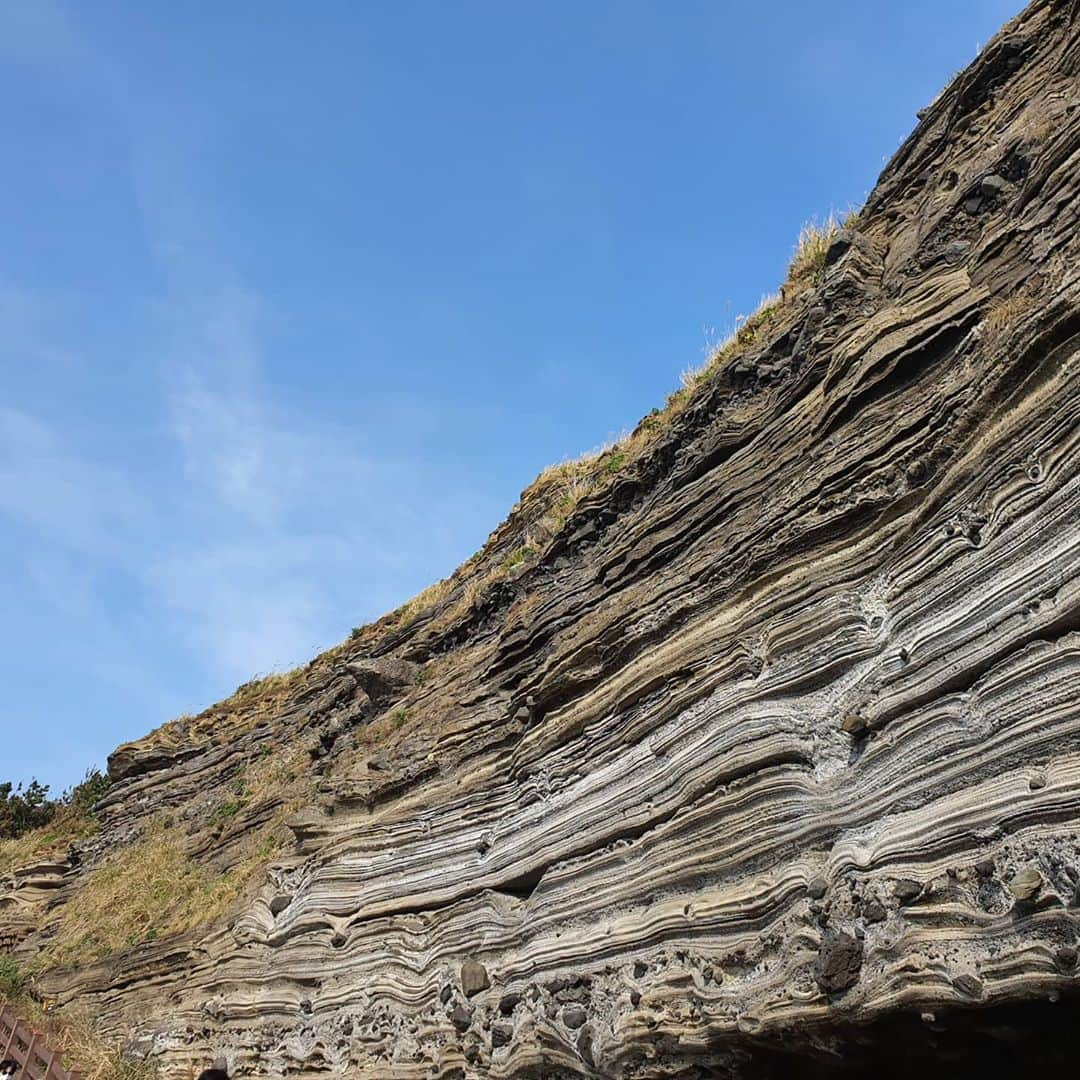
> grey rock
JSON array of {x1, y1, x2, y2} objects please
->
[
  {"x1": 577, "y1": 1026, "x2": 595, "y2": 1066},
  {"x1": 269, "y1": 894, "x2": 292, "y2": 916},
  {"x1": 1009, "y1": 868, "x2": 1043, "y2": 902},
  {"x1": 461, "y1": 959, "x2": 490, "y2": 997},
  {"x1": 894, "y1": 879, "x2": 923, "y2": 904}
]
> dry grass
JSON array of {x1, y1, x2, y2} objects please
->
[
  {"x1": 0, "y1": 992, "x2": 156, "y2": 1080},
  {"x1": 0, "y1": 805, "x2": 100, "y2": 878},
  {"x1": 390, "y1": 576, "x2": 456, "y2": 626},
  {"x1": 35, "y1": 827, "x2": 268, "y2": 970},
  {"x1": 676, "y1": 292, "x2": 783, "y2": 398},
  {"x1": 133, "y1": 666, "x2": 311, "y2": 764},
  {"x1": 788, "y1": 214, "x2": 844, "y2": 287},
  {"x1": 352, "y1": 280, "x2": 802, "y2": 638},
  {"x1": 983, "y1": 293, "x2": 1033, "y2": 343}
]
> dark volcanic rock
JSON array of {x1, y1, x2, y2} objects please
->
[{"x1": 814, "y1": 931, "x2": 864, "y2": 995}]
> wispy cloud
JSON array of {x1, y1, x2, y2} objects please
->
[
  {"x1": 0, "y1": 5, "x2": 496, "y2": 788},
  {"x1": 0, "y1": 406, "x2": 146, "y2": 555}
]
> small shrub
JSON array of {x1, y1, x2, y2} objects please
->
[
  {"x1": 734, "y1": 297, "x2": 781, "y2": 347},
  {"x1": 598, "y1": 451, "x2": 626, "y2": 477},
  {"x1": 63, "y1": 768, "x2": 110, "y2": 818},
  {"x1": 0, "y1": 955, "x2": 22, "y2": 995},
  {"x1": 0, "y1": 779, "x2": 55, "y2": 839},
  {"x1": 500, "y1": 545, "x2": 537, "y2": 572},
  {"x1": 213, "y1": 799, "x2": 246, "y2": 820},
  {"x1": 390, "y1": 708, "x2": 408, "y2": 729}
]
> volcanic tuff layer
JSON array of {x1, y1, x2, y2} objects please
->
[{"x1": 4, "y1": 1, "x2": 1080, "y2": 1076}]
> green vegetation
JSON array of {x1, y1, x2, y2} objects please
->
[
  {"x1": 599, "y1": 450, "x2": 626, "y2": 476},
  {"x1": 0, "y1": 769, "x2": 112, "y2": 876},
  {"x1": 501, "y1": 544, "x2": 538, "y2": 572},
  {"x1": 1, "y1": 778, "x2": 55, "y2": 839},
  {"x1": 213, "y1": 799, "x2": 246, "y2": 820},
  {"x1": 0, "y1": 955, "x2": 22, "y2": 996}
]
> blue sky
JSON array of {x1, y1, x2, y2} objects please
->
[{"x1": 1, "y1": 0, "x2": 1023, "y2": 794}]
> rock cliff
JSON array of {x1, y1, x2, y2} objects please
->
[{"x1": 3, "y1": 1, "x2": 1079, "y2": 1076}]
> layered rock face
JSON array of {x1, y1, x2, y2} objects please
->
[{"x1": 6, "y1": 2, "x2": 1080, "y2": 1076}]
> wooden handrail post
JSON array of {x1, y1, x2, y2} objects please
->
[
  {"x1": 0, "y1": 1005, "x2": 84, "y2": 1080},
  {"x1": 1, "y1": 1005, "x2": 16, "y2": 1058},
  {"x1": 23, "y1": 1032, "x2": 38, "y2": 1078}
]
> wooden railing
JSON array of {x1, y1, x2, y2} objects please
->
[{"x1": 0, "y1": 1005, "x2": 81, "y2": 1080}]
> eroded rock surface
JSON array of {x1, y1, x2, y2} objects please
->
[{"x1": 6, "y1": 2, "x2": 1080, "y2": 1076}]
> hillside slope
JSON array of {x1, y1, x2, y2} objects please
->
[{"x1": 3, "y1": 1, "x2": 1079, "y2": 1076}]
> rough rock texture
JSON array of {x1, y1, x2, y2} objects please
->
[{"x1": 4, "y1": 2, "x2": 1080, "y2": 1076}]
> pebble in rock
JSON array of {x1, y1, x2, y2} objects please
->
[
  {"x1": 1009, "y1": 867, "x2": 1043, "y2": 902},
  {"x1": 863, "y1": 899, "x2": 888, "y2": 924},
  {"x1": 449, "y1": 1003, "x2": 472, "y2": 1033},
  {"x1": 813, "y1": 931, "x2": 864, "y2": 994},
  {"x1": 807, "y1": 876, "x2": 828, "y2": 900},
  {"x1": 894, "y1": 879, "x2": 922, "y2": 904},
  {"x1": 562, "y1": 1005, "x2": 588, "y2": 1030},
  {"x1": 461, "y1": 960, "x2": 490, "y2": 997}
]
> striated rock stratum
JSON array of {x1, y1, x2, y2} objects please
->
[{"x1": 4, "y1": 2, "x2": 1080, "y2": 1076}]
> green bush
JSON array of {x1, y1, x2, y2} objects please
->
[
  {"x1": 0, "y1": 767, "x2": 111, "y2": 843},
  {"x1": 0, "y1": 779, "x2": 55, "y2": 840},
  {"x1": 63, "y1": 768, "x2": 111, "y2": 818},
  {"x1": 0, "y1": 954, "x2": 22, "y2": 996}
]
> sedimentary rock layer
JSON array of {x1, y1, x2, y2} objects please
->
[{"x1": 4, "y1": 1, "x2": 1080, "y2": 1076}]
